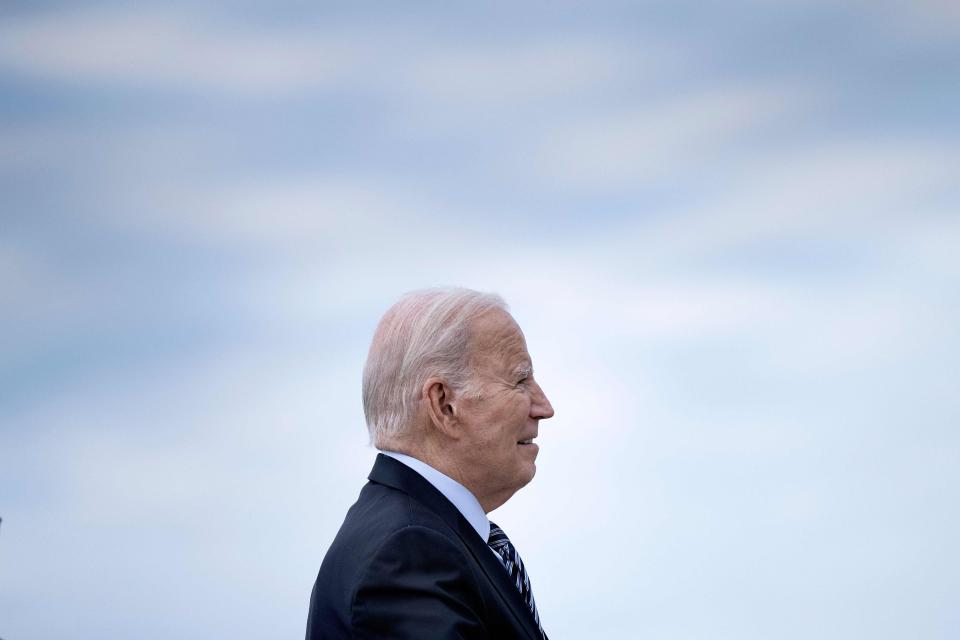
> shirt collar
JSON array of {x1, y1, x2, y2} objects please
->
[{"x1": 378, "y1": 450, "x2": 491, "y2": 542}]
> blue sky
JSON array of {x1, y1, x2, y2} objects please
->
[{"x1": 2, "y1": 1, "x2": 959, "y2": 638}]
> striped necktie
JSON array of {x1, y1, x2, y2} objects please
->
[{"x1": 487, "y1": 521, "x2": 547, "y2": 640}]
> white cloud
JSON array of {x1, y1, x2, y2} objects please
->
[
  {"x1": 521, "y1": 83, "x2": 814, "y2": 189},
  {"x1": 0, "y1": 5, "x2": 679, "y2": 114},
  {"x1": 400, "y1": 35, "x2": 678, "y2": 109},
  {"x1": 545, "y1": 138, "x2": 960, "y2": 269},
  {"x1": 0, "y1": 240, "x2": 100, "y2": 339},
  {"x1": 155, "y1": 177, "x2": 433, "y2": 242},
  {"x1": 0, "y1": 8, "x2": 367, "y2": 94}
]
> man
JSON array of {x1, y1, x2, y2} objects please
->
[{"x1": 307, "y1": 288, "x2": 555, "y2": 639}]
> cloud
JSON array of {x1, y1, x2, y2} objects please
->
[
  {"x1": 0, "y1": 5, "x2": 678, "y2": 112},
  {"x1": 398, "y1": 35, "x2": 679, "y2": 110},
  {"x1": 0, "y1": 7, "x2": 367, "y2": 94},
  {"x1": 520, "y1": 83, "x2": 816, "y2": 190},
  {"x1": 545, "y1": 136, "x2": 960, "y2": 269}
]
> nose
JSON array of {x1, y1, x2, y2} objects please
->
[{"x1": 530, "y1": 379, "x2": 555, "y2": 420}]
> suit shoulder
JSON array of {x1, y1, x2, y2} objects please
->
[
  {"x1": 308, "y1": 482, "x2": 485, "y2": 639},
  {"x1": 348, "y1": 480, "x2": 455, "y2": 536},
  {"x1": 346, "y1": 485, "x2": 472, "y2": 584}
]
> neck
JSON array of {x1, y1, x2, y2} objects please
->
[{"x1": 385, "y1": 440, "x2": 510, "y2": 513}]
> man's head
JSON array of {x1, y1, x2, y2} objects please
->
[{"x1": 363, "y1": 288, "x2": 554, "y2": 511}]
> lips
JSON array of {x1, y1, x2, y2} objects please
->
[{"x1": 517, "y1": 435, "x2": 537, "y2": 445}]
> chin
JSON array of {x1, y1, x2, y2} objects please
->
[{"x1": 520, "y1": 462, "x2": 537, "y2": 485}]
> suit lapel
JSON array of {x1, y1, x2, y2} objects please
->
[
  {"x1": 450, "y1": 511, "x2": 546, "y2": 640},
  {"x1": 368, "y1": 454, "x2": 543, "y2": 640}
]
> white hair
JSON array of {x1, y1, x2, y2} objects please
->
[{"x1": 362, "y1": 287, "x2": 508, "y2": 447}]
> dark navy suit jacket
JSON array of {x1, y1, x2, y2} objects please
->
[{"x1": 306, "y1": 453, "x2": 545, "y2": 639}]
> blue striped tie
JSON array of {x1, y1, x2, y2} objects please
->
[{"x1": 487, "y1": 521, "x2": 546, "y2": 639}]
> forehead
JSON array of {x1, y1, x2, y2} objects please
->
[{"x1": 467, "y1": 309, "x2": 530, "y2": 367}]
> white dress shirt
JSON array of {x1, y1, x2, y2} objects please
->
[{"x1": 379, "y1": 450, "x2": 492, "y2": 545}]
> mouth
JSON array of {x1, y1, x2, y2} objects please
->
[{"x1": 517, "y1": 437, "x2": 537, "y2": 445}]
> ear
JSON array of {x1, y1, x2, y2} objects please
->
[{"x1": 422, "y1": 377, "x2": 461, "y2": 439}]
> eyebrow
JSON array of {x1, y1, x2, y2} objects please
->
[{"x1": 513, "y1": 364, "x2": 533, "y2": 379}]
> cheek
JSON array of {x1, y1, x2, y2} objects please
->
[{"x1": 467, "y1": 396, "x2": 527, "y2": 452}]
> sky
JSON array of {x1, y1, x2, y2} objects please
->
[{"x1": 1, "y1": 1, "x2": 959, "y2": 638}]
